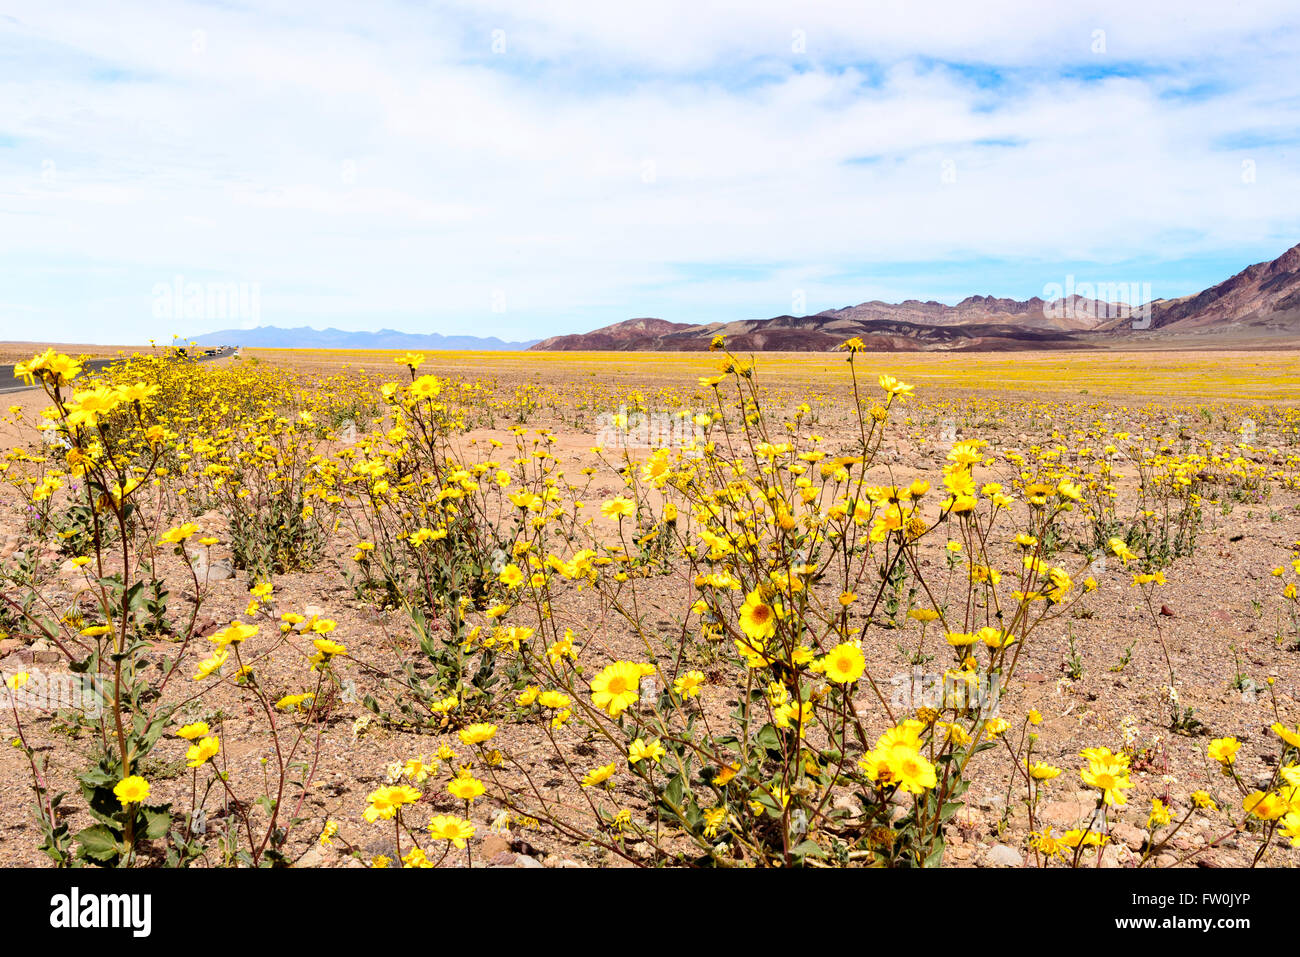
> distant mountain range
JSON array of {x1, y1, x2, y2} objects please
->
[
  {"x1": 531, "y1": 242, "x2": 1300, "y2": 352},
  {"x1": 188, "y1": 244, "x2": 1300, "y2": 355},
  {"x1": 187, "y1": 326, "x2": 539, "y2": 351}
]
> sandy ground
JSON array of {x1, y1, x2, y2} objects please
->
[{"x1": 0, "y1": 347, "x2": 1297, "y2": 867}]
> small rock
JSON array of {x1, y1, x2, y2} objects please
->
[
  {"x1": 1100, "y1": 844, "x2": 1126, "y2": 868},
  {"x1": 832, "y1": 794, "x2": 858, "y2": 813},
  {"x1": 0, "y1": 651, "x2": 31, "y2": 671},
  {"x1": 295, "y1": 845, "x2": 332, "y2": 868},
  {"x1": 1110, "y1": 822, "x2": 1146, "y2": 852},
  {"x1": 479, "y1": 834, "x2": 511, "y2": 858},
  {"x1": 1039, "y1": 800, "x2": 1088, "y2": 827},
  {"x1": 953, "y1": 807, "x2": 983, "y2": 828},
  {"x1": 986, "y1": 844, "x2": 1023, "y2": 867},
  {"x1": 512, "y1": 854, "x2": 544, "y2": 869},
  {"x1": 195, "y1": 510, "x2": 229, "y2": 531}
]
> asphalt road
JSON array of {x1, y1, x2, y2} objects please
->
[{"x1": 0, "y1": 349, "x2": 231, "y2": 395}]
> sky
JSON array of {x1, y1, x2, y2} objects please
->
[{"x1": 1, "y1": 1, "x2": 1298, "y2": 344}]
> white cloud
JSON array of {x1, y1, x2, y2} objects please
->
[{"x1": 0, "y1": 1, "x2": 1297, "y2": 342}]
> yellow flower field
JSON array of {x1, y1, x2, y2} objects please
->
[
  {"x1": 251, "y1": 346, "x2": 1300, "y2": 402},
  {"x1": 1, "y1": 342, "x2": 1299, "y2": 868}
]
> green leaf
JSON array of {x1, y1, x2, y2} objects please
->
[
  {"x1": 663, "y1": 773, "x2": 685, "y2": 808},
  {"x1": 683, "y1": 799, "x2": 703, "y2": 830},
  {"x1": 78, "y1": 765, "x2": 115, "y2": 789},
  {"x1": 125, "y1": 579, "x2": 147, "y2": 612},
  {"x1": 791, "y1": 839, "x2": 827, "y2": 859},
  {"x1": 75, "y1": 825, "x2": 121, "y2": 863},
  {"x1": 755, "y1": 723, "x2": 781, "y2": 751},
  {"x1": 939, "y1": 801, "x2": 963, "y2": 823},
  {"x1": 81, "y1": 785, "x2": 125, "y2": 829},
  {"x1": 140, "y1": 804, "x2": 172, "y2": 840}
]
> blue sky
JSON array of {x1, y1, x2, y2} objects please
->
[{"x1": 1, "y1": 1, "x2": 1298, "y2": 344}]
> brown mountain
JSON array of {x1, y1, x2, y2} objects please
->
[
  {"x1": 532, "y1": 315, "x2": 1090, "y2": 352},
  {"x1": 1102, "y1": 243, "x2": 1300, "y2": 334},
  {"x1": 813, "y1": 293, "x2": 1115, "y2": 332},
  {"x1": 530, "y1": 317, "x2": 697, "y2": 351},
  {"x1": 532, "y1": 242, "x2": 1300, "y2": 351}
]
